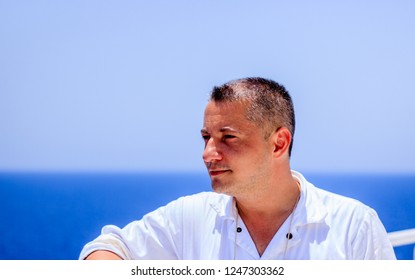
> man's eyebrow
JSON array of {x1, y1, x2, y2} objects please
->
[
  {"x1": 220, "y1": 127, "x2": 239, "y2": 133},
  {"x1": 201, "y1": 127, "x2": 239, "y2": 134}
]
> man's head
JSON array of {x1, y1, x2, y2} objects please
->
[
  {"x1": 202, "y1": 77, "x2": 296, "y2": 197},
  {"x1": 209, "y1": 77, "x2": 295, "y2": 156}
]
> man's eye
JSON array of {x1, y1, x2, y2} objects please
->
[
  {"x1": 202, "y1": 135, "x2": 210, "y2": 141},
  {"x1": 223, "y1": 135, "x2": 236, "y2": 140}
]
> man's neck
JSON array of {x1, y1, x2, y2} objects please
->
[
  {"x1": 236, "y1": 173, "x2": 300, "y2": 217},
  {"x1": 234, "y1": 175, "x2": 301, "y2": 256}
]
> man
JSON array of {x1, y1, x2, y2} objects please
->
[{"x1": 80, "y1": 77, "x2": 396, "y2": 260}]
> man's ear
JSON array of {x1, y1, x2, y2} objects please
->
[{"x1": 271, "y1": 127, "x2": 292, "y2": 158}]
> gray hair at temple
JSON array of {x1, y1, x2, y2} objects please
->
[{"x1": 209, "y1": 77, "x2": 296, "y2": 156}]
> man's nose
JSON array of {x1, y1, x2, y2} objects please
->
[{"x1": 203, "y1": 138, "x2": 222, "y2": 163}]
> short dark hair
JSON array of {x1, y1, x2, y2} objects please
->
[{"x1": 210, "y1": 77, "x2": 295, "y2": 156}]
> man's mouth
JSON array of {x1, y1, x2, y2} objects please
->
[{"x1": 209, "y1": 170, "x2": 230, "y2": 176}]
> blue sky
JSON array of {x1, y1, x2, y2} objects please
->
[{"x1": 1, "y1": 1, "x2": 414, "y2": 173}]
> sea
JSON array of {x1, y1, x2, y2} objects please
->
[{"x1": 0, "y1": 172, "x2": 414, "y2": 260}]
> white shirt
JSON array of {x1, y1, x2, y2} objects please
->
[{"x1": 79, "y1": 171, "x2": 396, "y2": 260}]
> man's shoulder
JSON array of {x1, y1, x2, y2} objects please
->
[
  {"x1": 311, "y1": 185, "x2": 368, "y2": 207},
  {"x1": 294, "y1": 170, "x2": 372, "y2": 212},
  {"x1": 307, "y1": 183, "x2": 374, "y2": 219}
]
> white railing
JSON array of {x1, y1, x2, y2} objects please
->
[{"x1": 388, "y1": 228, "x2": 415, "y2": 259}]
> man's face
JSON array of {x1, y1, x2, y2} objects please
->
[{"x1": 201, "y1": 101, "x2": 275, "y2": 197}]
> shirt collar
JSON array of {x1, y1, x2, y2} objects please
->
[
  {"x1": 209, "y1": 193, "x2": 236, "y2": 221},
  {"x1": 292, "y1": 170, "x2": 328, "y2": 227},
  {"x1": 208, "y1": 170, "x2": 328, "y2": 226}
]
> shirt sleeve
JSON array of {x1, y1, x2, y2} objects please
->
[
  {"x1": 352, "y1": 208, "x2": 396, "y2": 260},
  {"x1": 79, "y1": 197, "x2": 185, "y2": 260}
]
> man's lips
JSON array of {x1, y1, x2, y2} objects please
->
[{"x1": 208, "y1": 170, "x2": 230, "y2": 176}]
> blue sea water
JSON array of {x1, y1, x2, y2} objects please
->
[{"x1": 0, "y1": 172, "x2": 414, "y2": 260}]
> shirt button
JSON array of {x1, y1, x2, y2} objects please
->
[{"x1": 237, "y1": 227, "x2": 242, "y2": 233}]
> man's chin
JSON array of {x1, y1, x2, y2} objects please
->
[{"x1": 211, "y1": 183, "x2": 232, "y2": 195}]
